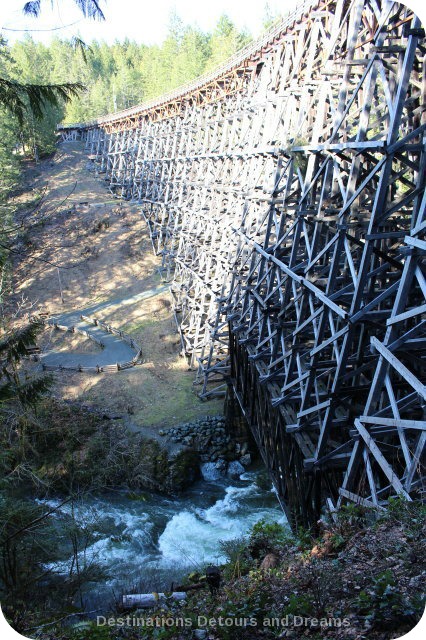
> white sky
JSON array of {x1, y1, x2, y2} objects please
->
[
  {"x1": 0, "y1": 0, "x2": 300, "y2": 45},
  {"x1": 0, "y1": 1, "x2": 425, "y2": 46}
]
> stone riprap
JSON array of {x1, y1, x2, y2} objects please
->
[{"x1": 159, "y1": 415, "x2": 251, "y2": 479}]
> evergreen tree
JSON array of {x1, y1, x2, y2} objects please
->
[
  {"x1": 22, "y1": 0, "x2": 105, "y2": 21},
  {"x1": 0, "y1": 1, "x2": 105, "y2": 138},
  {"x1": 206, "y1": 14, "x2": 252, "y2": 71}
]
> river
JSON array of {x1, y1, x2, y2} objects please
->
[{"x1": 37, "y1": 467, "x2": 286, "y2": 609}]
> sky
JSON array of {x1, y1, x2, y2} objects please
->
[
  {"x1": 0, "y1": 0, "x2": 301, "y2": 45},
  {"x1": 1, "y1": 1, "x2": 425, "y2": 47}
]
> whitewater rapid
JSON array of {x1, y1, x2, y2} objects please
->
[{"x1": 37, "y1": 469, "x2": 286, "y2": 605}]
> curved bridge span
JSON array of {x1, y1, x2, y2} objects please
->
[{"x1": 59, "y1": 0, "x2": 426, "y2": 527}]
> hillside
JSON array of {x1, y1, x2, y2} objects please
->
[
  {"x1": 8, "y1": 141, "x2": 223, "y2": 426},
  {"x1": 7, "y1": 499, "x2": 425, "y2": 640}
]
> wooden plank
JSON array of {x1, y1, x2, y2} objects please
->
[
  {"x1": 370, "y1": 337, "x2": 426, "y2": 400},
  {"x1": 359, "y1": 416, "x2": 426, "y2": 430},
  {"x1": 339, "y1": 488, "x2": 385, "y2": 510},
  {"x1": 354, "y1": 419, "x2": 412, "y2": 500}
]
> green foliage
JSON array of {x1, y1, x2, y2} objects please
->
[
  {"x1": 69, "y1": 622, "x2": 113, "y2": 640},
  {"x1": 328, "y1": 531, "x2": 345, "y2": 551},
  {"x1": 205, "y1": 15, "x2": 251, "y2": 71},
  {"x1": 283, "y1": 592, "x2": 314, "y2": 617},
  {"x1": 0, "y1": 320, "x2": 43, "y2": 367},
  {"x1": 223, "y1": 593, "x2": 273, "y2": 633},
  {"x1": 248, "y1": 518, "x2": 290, "y2": 557},
  {"x1": 0, "y1": 36, "x2": 83, "y2": 166},
  {"x1": 0, "y1": 320, "x2": 52, "y2": 408},
  {"x1": 296, "y1": 524, "x2": 315, "y2": 550},
  {"x1": 219, "y1": 536, "x2": 252, "y2": 578},
  {"x1": 0, "y1": 107, "x2": 20, "y2": 200},
  {"x1": 356, "y1": 569, "x2": 422, "y2": 629},
  {"x1": 0, "y1": 496, "x2": 56, "y2": 595},
  {"x1": 0, "y1": 34, "x2": 81, "y2": 158},
  {"x1": 0, "y1": 77, "x2": 83, "y2": 126},
  {"x1": 0, "y1": 40, "x2": 22, "y2": 209},
  {"x1": 333, "y1": 502, "x2": 369, "y2": 537},
  {"x1": 379, "y1": 496, "x2": 426, "y2": 535},
  {"x1": 0, "y1": 395, "x2": 196, "y2": 495},
  {"x1": 338, "y1": 501, "x2": 368, "y2": 522}
]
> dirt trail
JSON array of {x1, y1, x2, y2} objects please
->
[{"x1": 11, "y1": 142, "x2": 223, "y2": 428}]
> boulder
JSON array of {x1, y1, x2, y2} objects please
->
[
  {"x1": 239, "y1": 453, "x2": 252, "y2": 467},
  {"x1": 227, "y1": 460, "x2": 245, "y2": 479},
  {"x1": 215, "y1": 458, "x2": 227, "y2": 472},
  {"x1": 200, "y1": 462, "x2": 224, "y2": 481}
]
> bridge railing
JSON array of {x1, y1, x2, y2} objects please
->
[{"x1": 58, "y1": 0, "x2": 318, "y2": 129}]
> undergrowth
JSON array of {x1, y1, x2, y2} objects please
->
[{"x1": 8, "y1": 498, "x2": 424, "y2": 640}]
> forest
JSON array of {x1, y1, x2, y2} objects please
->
[{"x1": 0, "y1": 13, "x2": 255, "y2": 210}]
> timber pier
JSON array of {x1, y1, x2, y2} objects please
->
[{"x1": 58, "y1": 0, "x2": 426, "y2": 527}]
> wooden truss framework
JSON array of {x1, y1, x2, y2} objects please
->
[{"x1": 59, "y1": 0, "x2": 426, "y2": 526}]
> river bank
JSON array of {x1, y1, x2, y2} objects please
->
[
  {"x1": 10, "y1": 495, "x2": 425, "y2": 640},
  {"x1": 35, "y1": 467, "x2": 286, "y2": 611}
]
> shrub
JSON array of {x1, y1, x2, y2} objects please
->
[
  {"x1": 378, "y1": 496, "x2": 426, "y2": 537},
  {"x1": 283, "y1": 592, "x2": 314, "y2": 617},
  {"x1": 356, "y1": 569, "x2": 422, "y2": 630},
  {"x1": 219, "y1": 536, "x2": 252, "y2": 578},
  {"x1": 248, "y1": 519, "x2": 291, "y2": 559}
]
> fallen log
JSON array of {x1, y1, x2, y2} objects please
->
[
  {"x1": 122, "y1": 592, "x2": 186, "y2": 609},
  {"x1": 172, "y1": 581, "x2": 206, "y2": 592}
]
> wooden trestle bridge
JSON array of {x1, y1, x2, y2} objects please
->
[{"x1": 58, "y1": 0, "x2": 426, "y2": 527}]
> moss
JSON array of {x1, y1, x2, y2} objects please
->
[
  {"x1": 1, "y1": 398, "x2": 200, "y2": 496},
  {"x1": 168, "y1": 449, "x2": 201, "y2": 492},
  {"x1": 132, "y1": 440, "x2": 200, "y2": 494}
]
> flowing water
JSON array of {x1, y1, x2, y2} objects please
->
[{"x1": 37, "y1": 467, "x2": 286, "y2": 608}]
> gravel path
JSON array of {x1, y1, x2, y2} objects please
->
[{"x1": 40, "y1": 284, "x2": 169, "y2": 369}]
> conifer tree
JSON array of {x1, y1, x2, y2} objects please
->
[{"x1": 0, "y1": 1, "x2": 105, "y2": 125}]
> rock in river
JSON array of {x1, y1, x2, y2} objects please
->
[{"x1": 227, "y1": 460, "x2": 245, "y2": 479}]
